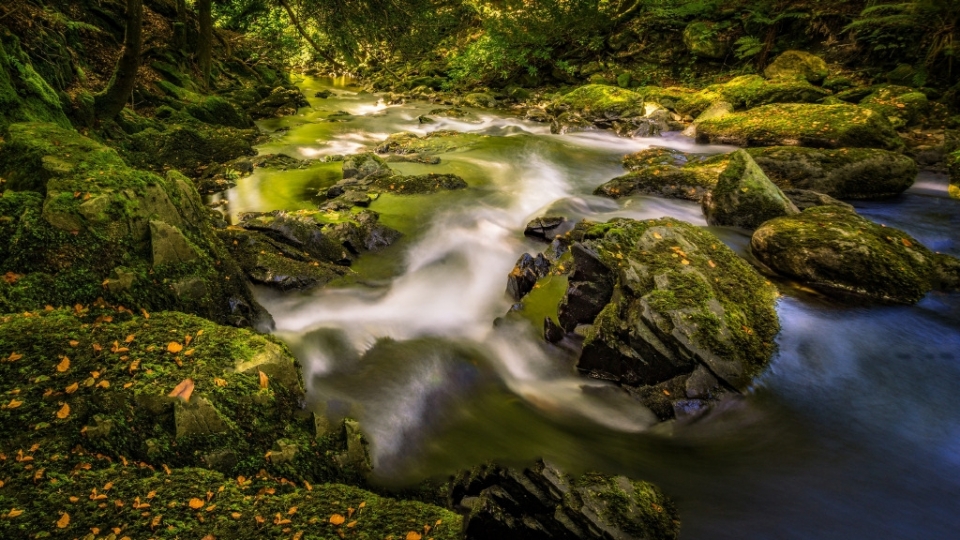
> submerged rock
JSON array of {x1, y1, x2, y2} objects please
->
[
  {"x1": 507, "y1": 253, "x2": 552, "y2": 300},
  {"x1": 695, "y1": 103, "x2": 904, "y2": 150},
  {"x1": 751, "y1": 206, "x2": 960, "y2": 304},
  {"x1": 556, "y1": 218, "x2": 780, "y2": 417},
  {"x1": 701, "y1": 150, "x2": 799, "y2": 229},
  {"x1": 451, "y1": 461, "x2": 680, "y2": 540},
  {"x1": 746, "y1": 146, "x2": 917, "y2": 199},
  {"x1": 524, "y1": 216, "x2": 569, "y2": 240},
  {"x1": 375, "y1": 130, "x2": 486, "y2": 154}
]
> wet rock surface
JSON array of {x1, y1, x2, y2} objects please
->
[{"x1": 701, "y1": 149, "x2": 799, "y2": 229}]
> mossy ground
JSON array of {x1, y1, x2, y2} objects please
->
[{"x1": 695, "y1": 103, "x2": 903, "y2": 150}]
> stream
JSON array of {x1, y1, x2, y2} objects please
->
[{"x1": 225, "y1": 77, "x2": 960, "y2": 539}]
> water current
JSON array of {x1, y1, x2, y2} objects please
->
[{"x1": 225, "y1": 77, "x2": 960, "y2": 539}]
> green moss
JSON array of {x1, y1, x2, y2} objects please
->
[
  {"x1": 0, "y1": 32, "x2": 70, "y2": 133},
  {"x1": 858, "y1": 85, "x2": 928, "y2": 129},
  {"x1": 573, "y1": 473, "x2": 679, "y2": 540},
  {"x1": 763, "y1": 50, "x2": 829, "y2": 84},
  {"x1": 702, "y1": 149, "x2": 798, "y2": 229},
  {"x1": 752, "y1": 206, "x2": 943, "y2": 303},
  {"x1": 375, "y1": 130, "x2": 486, "y2": 155},
  {"x1": 554, "y1": 84, "x2": 645, "y2": 118},
  {"x1": 696, "y1": 103, "x2": 903, "y2": 150},
  {"x1": 120, "y1": 120, "x2": 257, "y2": 175},
  {"x1": 186, "y1": 97, "x2": 252, "y2": 129},
  {"x1": 595, "y1": 148, "x2": 725, "y2": 201},
  {"x1": 949, "y1": 150, "x2": 960, "y2": 200}
]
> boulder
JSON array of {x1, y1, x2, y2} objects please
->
[
  {"x1": 524, "y1": 216, "x2": 568, "y2": 241},
  {"x1": 451, "y1": 461, "x2": 680, "y2": 540},
  {"x1": 550, "y1": 85, "x2": 645, "y2": 134},
  {"x1": 752, "y1": 206, "x2": 960, "y2": 303},
  {"x1": 463, "y1": 92, "x2": 497, "y2": 108},
  {"x1": 781, "y1": 189, "x2": 854, "y2": 211},
  {"x1": 342, "y1": 152, "x2": 391, "y2": 180},
  {"x1": 746, "y1": 146, "x2": 917, "y2": 199},
  {"x1": 250, "y1": 85, "x2": 308, "y2": 118},
  {"x1": 695, "y1": 103, "x2": 904, "y2": 150},
  {"x1": 858, "y1": 85, "x2": 928, "y2": 129},
  {"x1": 556, "y1": 218, "x2": 780, "y2": 413},
  {"x1": 375, "y1": 130, "x2": 486, "y2": 155},
  {"x1": 683, "y1": 76, "x2": 831, "y2": 117},
  {"x1": 150, "y1": 220, "x2": 200, "y2": 265},
  {"x1": 218, "y1": 227, "x2": 347, "y2": 291},
  {"x1": 763, "y1": 50, "x2": 829, "y2": 84},
  {"x1": 701, "y1": 150, "x2": 800, "y2": 229},
  {"x1": 175, "y1": 397, "x2": 229, "y2": 438},
  {"x1": 594, "y1": 148, "x2": 726, "y2": 201},
  {"x1": 507, "y1": 253, "x2": 552, "y2": 300},
  {"x1": 683, "y1": 21, "x2": 728, "y2": 59}
]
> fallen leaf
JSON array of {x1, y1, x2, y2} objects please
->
[
  {"x1": 288, "y1": 506, "x2": 298, "y2": 515},
  {"x1": 56, "y1": 403, "x2": 70, "y2": 419},
  {"x1": 189, "y1": 498, "x2": 205, "y2": 510},
  {"x1": 406, "y1": 532, "x2": 422, "y2": 540},
  {"x1": 258, "y1": 371, "x2": 269, "y2": 390},
  {"x1": 96, "y1": 380, "x2": 110, "y2": 389},
  {"x1": 56, "y1": 512, "x2": 70, "y2": 528},
  {"x1": 358, "y1": 502, "x2": 366, "y2": 509},
  {"x1": 168, "y1": 379, "x2": 195, "y2": 402},
  {"x1": 3, "y1": 399, "x2": 22, "y2": 409},
  {"x1": 213, "y1": 377, "x2": 227, "y2": 387},
  {"x1": 347, "y1": 520, "x2": 357, "y2": 528},
  {"x1": 7, "y1": 352, "x2": 22, "y2": 362},
  {"x1": 167, "y1": 342, "x2": 183, "y2": 354},
  {"x1": 185, "y1": 335, "x2": 193, "y2": 346},
  {"x1": 56, "y1": 357, "x2": 70, "y2": 372},
  {"x1": 231, "y1": 512, "x2": 242, "y2": 519},
  {"x1": 5, "y1": 508, "x2": 23, "y2": 518},
  {"x1": 65, "y1": 382, "x2": 79, "y2": 394},
  {"x1": 125, "y1": 334, "x2": 135, "y2": 343},
  {"x1": 330, "y1": 514, "x2": 345, "y2": 525}
]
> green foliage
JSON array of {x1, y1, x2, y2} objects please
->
[
  {"x1": 734, "y1": 36, "x2": 764, "y2": 59},
  {"x1": 846, "y1": 0, "x2": 959, "y2": 73}
]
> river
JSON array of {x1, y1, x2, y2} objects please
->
[{"x1": 224, "y1": 77, "x2": 960, "y2": 539}]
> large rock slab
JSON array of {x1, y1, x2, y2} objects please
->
[
  {"x1": 752, "y1": 206, "x2": 960, "y2": 303},
  {"x1": 701, "y1": 150, "x2": 799, "y2": 229},
  {"x1": 695, "y1": 103, "x2": 904, "y2": 150},
  {"x1": 763, "y1": 50, "x2": 829, "y2": 84},
  {"x1": 556, "y1": 218, "x2": 780, "y2": 415}
]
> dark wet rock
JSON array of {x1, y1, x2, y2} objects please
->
[
  {"x1": 525, "y1": 108, "x2": 551, "y2": 122},
  {"x1": 314, "y1": 89, "x2": 334, "y2": 98},
  {"x1": 250, "y1": 86, "x2": 308, "y2": 119},
  {"x1": 781, "y1": 189, "x2": 855, "y2": 211},
  {"x1": 595, "y1": 147, "x2": 724, "y2": 201},
  {"x1": 507, "y1": 253, "x2": 552, "y2": 300},
  {"x1": 752, "y1": 206, "x2": 960, "y2": 304},
  {"x1": 450, "y1": 461, "x2": 680, "y2": 540},
  {"x1": 555, "y1": 218, "x2": 779, "y2": 418},
  {"x1": 746, "y1": 146, "x2": 917, "y2": 199},
  {"x1": 695, "y1": 103, "x2": 904, "y2": 150},
  {"x1": 383, "y1": 153, "x2": 442, "y2": 165},
  {"x1": 239, "y1": 211, "x2": 353, "y2": 264},
  {"x1": 544, "y1": 317, "x2": 565, "y2": 343},
  {"x1": 370, "y1": 172, "x2": 468, "y2": 194},
  {"x1": 418, "y1": 114, "x2": 435, "y2": 124},
  {"x1": 701, "y1": 149, "x2": 799, "y2": 230},
  {"x1": 342, "y1": 152, "x2": 391, "y2": 180},
  {"x1": 524, "y1": 216, "x2": 569, "y2": 241},
  {"x1": 218, "y1": 227, "x2": 346, "y2": 291}
]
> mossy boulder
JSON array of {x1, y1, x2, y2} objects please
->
[
  {"x1": 249, "y1": 85, "x2": 308, "y2": 119},
  {"x1": 858, "y1": 85, "x2": 929, "y2": 129},
  {"x1": 375, "y1": 130, "x2": 486, "y2": 155},
  {"x1": 763, "y1": 50, "x2": 829, "y2": 84},
  {"x1": 683, "y1": 76, "x2": 830, "y2": 117},
  {"x1": 0, "y1": 32, "x2": 70, "y2": 133},
  {"x1": 751, "y1": 206, "x2": 959, "y2": 303},
  {"x1": 550, "y1": 85, "x2": 646, "y2": 133},
  {"x1": 595, "y1": 148, "x2": 725, "y2": 201},
  {"x1": 556, "y1": 218, "x2": 780, "y2": 417},
  {"x1": 452, "y1": 461, "x2": 679, "y2": 540},
  {"x1": 120, "y1": 118, "x2": 258, "y2": 176},
  {"x1": 186, "y1": 96, "x2": 253, "y2": 129},
  {"x1": 695, "y1": 103, "x2": 904, "y2": 150},
  {"x1": 682, "y1": 21, "x2": 728, "y2": 59},
  {"x1": 218, "y1": 227, "x2": 348, "y2": 291},
  {"x1": 702, "y1": 150, "x2": 799, "y2": 229},
  {"x1": 0, "y1": 122, "x2": 265, "y2": 326},
  {"x1": 746, "y1": 146, "x2": 917, "y2": 199}
]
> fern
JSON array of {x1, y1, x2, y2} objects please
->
[{"x1": 734, "y1": 36, "x2": 763, "y2": 60}]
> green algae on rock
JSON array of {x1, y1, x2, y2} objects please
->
[
  {"x1": 763, "y1": 50, "x2": 829, "y2": 84},
  {"x1": 375, "y1": 130, "x2": 486, "y2": 155},
  {"x1": 0, "y1": 32, "x2": 70, "y2": 133},
  {"x1": 746, "y1": 146, "x2": 917, "y2": 199},
  {"x1": 695, "y1": 103, "x2": 904, "y2": 150},
  {"x1": 751, "y1": 206, "x2": 959, "y2": 303},
  {"x1": 556, "y1": 218, "x2": 780, "y2": 416},
  {"x1": 857, "y1": 85, "x2": 929, "y2": 129},
  {"x1": 0, "y1": 122, "x2": 265, "y2": 326},
  {"x1": 701, "y1": 150, "x2": 799, "y2": 230},
  {"x1": 595, "y1": 147, "x2": 728, "y2": 201}
]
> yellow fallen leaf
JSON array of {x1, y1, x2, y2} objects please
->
[
  {"x1": 258, "y1": 371, "x2": 269, "y2": 390},
  {"x1": 167, "y1": 342, "x2": 183, "y2": 354},
  {"x1": 125, "y1": 334, "x2": 135, "y2": 343},
  {"x1": 56, "y1": 357, "x2": 70, "y2": 372},
  {"x1": 358, "y1": 502, "x2": 366, "y2": 509},
  {"x1": 7, "y1": 352, "x2": 22, "y2": 362},
  {"x1": 4, "y1": 399, "x2": 23, "y2": 409},
  {"x1": 56, "y1": 403, "x2": 70, "y2": 419},
  {"x1": 68, "y1": 340, "x2": 79, "y2": 348},
  {"x1": 214, "y1": 377, "x2": 227, "y2": 387},
  {"x1": 96, "y1": 380, "x2": 110, "y2": 389},
  {"x1": 330, "y1": 514, "x2": 345, "y2": 525},
  {"x1": 185, "y1": 335, "x2": 193, "y2": 346},
  {"x1": 65, "y1": 382, "x2": 79, "y2": 394},
  {"x1": 189, "y1": 498, "x2": 205, "y2": 510},
  {"x1": 168, "y1": 379, "x2": 195, "y2": 402},
  {"x1": 231, "y1": 512, "x2": 242, "y2": 519},
  {"x1": 347, "y1": 520, "x2": 358, "y2": 528},
  {"x1": 5, "y1": 508, "x2": 23, "y2": 518},
  {"x1": 406, "y1": 532, "x2": 422, "y2": 540},
  {"x1": 56, "y1": 512, "x2": 70, "y2": 528}
]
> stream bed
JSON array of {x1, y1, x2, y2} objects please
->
[{"x1": 226, "y1": 77, "x2": 960, "y2": 539}]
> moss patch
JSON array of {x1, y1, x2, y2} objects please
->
[
  {"x1": 0, "y1": 32, "x2": 70, "y2": 133},
  {"x1": 375, "y1": 130, "x2": 486, "y2": 155}
]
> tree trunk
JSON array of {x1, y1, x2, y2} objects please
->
[
  {"x1": 276, "y1": 0, "x2": 344, "y2": 70},
  {"x1": 95, "y1": 0, "x2": 143, "y2": 122},
  {"x1": 197, "y1": 0, "x2": 213, "y2": 87}
]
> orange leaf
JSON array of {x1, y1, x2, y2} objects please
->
[
  {"x1": 231, "y1": 512, "x2": 242, "y2": 519},
  {"x1": 329, "y1": 514, "x2": 345, "y2": 525},
  {"x1": 125, "y1": 334, "x2": 135, "y2": 343},
  {"x1": 258, "y1": 371, "x2": 269, "y2": 390},
  {"x1": 141, "y1": 309, "x2": 150, "y2": 319},
  {"x1": 3, "y1": 399, "x2": 23, "y2": 409},
  {"x1": 56, "y1": 512, "x2": 70, "y2": 528},
  {"x1": 7, "y1": 352, "x2": 22, "y2": 362},
  {"x1": 96, "y1": 380, "x2": 110, "y2": 389},
  {"x1": 5, "y1": 508, "x2": 23, "y2": 518},
  {"x1": 288, "y1": 506, "x2": 298, "y2": 515},
  {"x1": 358, "y1": 502, "x2": 366, "y2": 509},
  {"x1": 214, "y1": 377, "x2": 227, "y2": 387},
  {"x1": 184, "y1": 335, "x2": 193, "y2": 346},
  {"x1": 56, "y1": 357, "x2": 70, "y2": 372},
  {"x1": 168, "y1": 379, "x2": 195, "y2": 402},
  {"x1": 188, "y1": 498, "x2": 205, "y2": 510},
  {"x1": 406, "y1": 532, "x2": 422, "y2": 540},
  {"x1": 167, "y1": 342, "x2": 183, "y2": 354},
  {"x1": 56, "y1": 403, "x2": 70, "y2": 419},
  {"x1": 347, "y1": 507, "x2": 355, "y2": 518},
  {"x1": 303, "y1": 481, "x2": 312, "y2": 491},
  {"x1": 65, "y1": 382, "x2": 79, "y2": 394},
  {"x1": 347, "y1": 520, "x2": 357, "y2": 528}
]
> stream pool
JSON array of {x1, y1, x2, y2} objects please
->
[{"x1": 225, "y1": 77, "x2": 960, "y2": 539}]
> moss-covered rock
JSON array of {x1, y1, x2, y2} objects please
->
[
  {"x1": 0, "y1": 122, "x2": 265, "y2": 326},
  {"x1": 695, "y1": 103, "x2": 904, "y2": 150},
  {"x1": 682, "y1": 21, "x2": 728, "y2": 59},
  {"x1": 949, "y1": 150, "x2": 960, "y2": 199},
  {"x1": 595, "y1": 148, "x2": 725, "y2": 201},
  {"x1": 553, "y1": 85, "x2": 645, "y2": 119},
  {"x1": 701, "y1": 150, "x2": 799, "y2": 229},
  {"x1": 751, "y1": 206, "x2": 957, "y2": 303},
  {"x1": 249, "y1": 86, "x2": 308, "y2": 119},
  {"x1": 120, "y1": 118, "x2": 258, "y2": 176},
  {"x1": 186, "y1": 96, "x2": 253, "y2": 129},
  {"x1": 218, "y1": 227, "x2": 348, "y2": 291},
  {"x1": 451, "y1": 461, "x2": 679, "y2": 540},
  {"x1": 746, "y1": 146, "x2": 917, "y2": 199},
  {"x1": 555, "y1": 218, "x2": 779, "y2": 417},
  {"x1": 0, "y1": 32, "x2": 70, "y2": 133},
  {"x1": 683, "y1": 75, "x2": 830, "y2": 117},
  {"x1": 763, "y1": 50, "x2": 829, "y2": 84},
  {"x1": 858, "y1": 85, "x2": 929, "y2": 129},
  {"x1": 375, "y1": 130, "x2": 486, "y2": 155}
]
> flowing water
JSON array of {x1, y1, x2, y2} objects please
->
[{"x1": 226, "y1": 77, "x2": 960, "y2": 539}]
